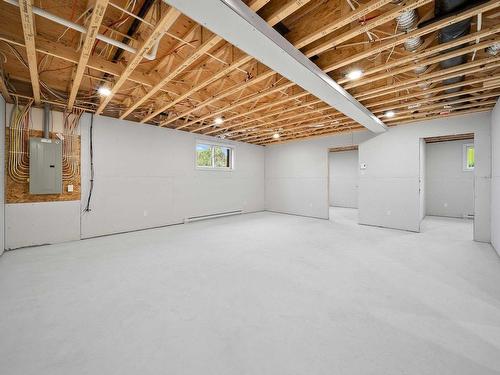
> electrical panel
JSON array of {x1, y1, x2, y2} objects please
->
[{"x1": 29, "y1": 137, "x2": 63, "y2": 194}]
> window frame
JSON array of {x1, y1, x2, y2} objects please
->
[
  {"x1": 195, "y1": 140, "x2": 234, "y2": 171},
  {"x1": 463, "y1": 143, "x2": 475, "y2": 171}
]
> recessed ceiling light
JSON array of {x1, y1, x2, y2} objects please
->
[
  {"x1": 214, "y1": 116, "x2": 224, "y2": 125},
  {"x1": 98, "y1": 86, "x2": 111, "y2": 96},
  {"x1": 384, "y1": 110, "x2": 396, "y2": 118},
  {"x1": 272, "y1": 132, "x2": 280, "y2": 139},
  {"x1": 345, "y1": 69, "x2": 364, "y2": 81}
]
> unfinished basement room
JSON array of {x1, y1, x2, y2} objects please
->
[{"x1": 1, "y1": 0, "x2": 500, "y2": 373}]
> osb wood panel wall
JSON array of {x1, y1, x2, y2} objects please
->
[{"x1": 5, "y1": 129, "x2": 81, "y2": 203}]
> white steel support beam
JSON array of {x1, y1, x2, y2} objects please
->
[{"x1": 162, "y1": 0, "x2": 387, "y2": 133}]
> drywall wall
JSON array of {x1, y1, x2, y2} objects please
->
[
  {"x1": 4, "y1": 107, "x2": 264, "y2": 247},
  {"x1": 359, "y1": 112, "x2": 491, "y2": 240},
  {"x1": 328, "y1": 150, "x2": 359, "y2": 208},
  {"x1": 0, "y1": 96, "x2": 4, "y2": 254},
  {"x1": 5, "y1": 202, "x2": 81, "y2": 249},
  {"x1": 425, "y1": 139, "x2": 474, "y2": 218},
  {"x1": 265, "y1": 131, "x2": 373, "y2": 218},
  {"x1": 491, "y1": 100, "x2": 500, "y2": 255},
  {"x1": 419, "y1": 138, "x2": 425, "y2": 222},
  {"x1": 79, "y1": 114, "x2": 265, "y2": 238},
  {"x1": 4, "y1": 104, "x2": 81, "y2": 249}
]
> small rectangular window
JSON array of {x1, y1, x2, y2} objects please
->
[
  {"x1": 196, "y1": 142, "x2": 233, "y2": 170},
  {"x1": 463, "y1": 143, "x2": 475, "y2": 171}
]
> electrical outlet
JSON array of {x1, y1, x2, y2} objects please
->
[{"x1": 67, "y1": 184, "x2": 74, "y2": 192}]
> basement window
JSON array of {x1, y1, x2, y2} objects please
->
[
  {"x1": 463, "y1": 143, "x2": 475, "y2": 171},
  {"x1": 196, "y1": 142, "x2": 233, "y2": 170}
]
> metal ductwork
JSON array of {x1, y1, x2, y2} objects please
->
[
  {"x1": 486, "y1": 42, "x2": 500, "y2": 55},
  {"x1": 395, "y1": 4, "x2": 427, "y2": 75},
  {"x1": 435, "y1": 0, "x2": 472, "y2": 93},
  {"x1": 396, "y1": 9, "x2": 423, "y2": 52}
]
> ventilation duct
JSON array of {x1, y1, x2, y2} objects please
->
[
  {"x1": 395, "y1": 5, "x2": 426, "y2": 74},
  {"x1": 486, "y1": 42, "x2": 500, "y2": 55},
  {"x1": 434, "y1": 0, "x2": 472, "y2": 93},
  {"x1": 396, "y1": 9, "x2": 423, "y2": 52}
]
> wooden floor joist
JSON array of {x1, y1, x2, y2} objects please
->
[
  {"x1": 18, "y1": 0, "x2": 40, "y2": 104},
  {"x1": 0, "y1": 0, "x2": 498, "y2": 145},
  {"x1": 95, "y1": 7, "x2": 182, "y2": 115},
  {"x1": 67, "y1": 0, "x2": 108, "y2": 110}
]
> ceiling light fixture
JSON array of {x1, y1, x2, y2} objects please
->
[
  {"x1": 345, "y1": 69, "x2": 364, "y2": 81},
  {"x1": 98, "y1": 86, "x2": 111, "y2": 96},
  {"x1": 214, "y1": 116, "x2": 224, "y2": 125},
  {"x1": 272, "y1": 132, "x2": 280, "y2": 139},
  {"x1": 384, "y1": 110, "x2": 396, "y2": 118}
]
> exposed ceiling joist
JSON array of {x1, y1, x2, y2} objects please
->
[
  {"x1": 289, "y1": 0, "x2": 393, "y2": 49},
  {"x1": 67, "y1": 0, "x2": 108, "y2": 110},
  {"x1": 162, "y1": 0, "x2": 387, "y2": 133},
  {"x1": 95, "y1": 6, "x2": 182, "y2": 115},
  {"x1": 140, "y1": 0, "x2": 313, "y2": 124},
  {"x1": 17, "y1": 0, "x2": 40, "y2": 104},
  {"x1": 304, "y1": 0, "x2": 432, "y2": 57},
  {"x1": 319, "y1": 0, "x2": 500, "y2": 73}
]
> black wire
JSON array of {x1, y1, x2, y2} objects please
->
[{"x1": 84, "y1": 114, "x2": 94, "y2": 212}]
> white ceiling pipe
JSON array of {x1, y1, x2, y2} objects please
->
[
  {"x1": 162, "y1": 0, "x2": 387, "y2": 133},
  {"x1": 4, "y1": 0, "x2": 160, "y2": 60}
]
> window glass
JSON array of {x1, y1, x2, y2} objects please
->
[
  {"x1": 464, "y1": 144, "x2": 475, "y2": 171},
  {"x1": 196, "y1": 144, "x2": 212, "y2": 167},
  {"x1": 196, "y1": 143, "x2": 233, "y2": 169},
  {"x1": 214, "y1": 146, "x2": 231, "y2": 168},
  {"x1": 466, "y1": 146, "x2": 475, "y2": 169}
]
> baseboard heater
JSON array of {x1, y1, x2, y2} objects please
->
[{"x1": 184, "y1": 210, "x2": 242, "y2": 223}]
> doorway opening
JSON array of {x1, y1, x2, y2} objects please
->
[
  {"x1": 328, "y1": 145, "x2": 359, "y2": 224},
  {"x1": 420, "y1": 133, "x2": 475, "y2": 239}
]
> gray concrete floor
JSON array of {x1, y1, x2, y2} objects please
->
[{"x1": 1, "y1": 209, "x2": 500, "y2": 375}]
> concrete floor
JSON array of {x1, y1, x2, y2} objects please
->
[{"x1": 1, "y1": 209, "x2": 500, "y2": 375}]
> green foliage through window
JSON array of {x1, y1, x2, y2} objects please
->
[
  {"x1": 196, "y1": 144, "x2": 212, "y2": 167},
  {"x1": 196, "y1": 143, "x2": 233, "y2": 169},
  {"x1": 464, "y1": 144, "x2": 475, "y2": 170}
]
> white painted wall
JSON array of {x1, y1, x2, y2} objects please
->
[
  {"x1": 4, "y1": 107, "x2": 264, "y2": 247},
  {"x1": 328, "y1": 150, "x2": 359, "y2": 208},
  {"x1": 79, "y1": 114, "x2": 265, "y2": 238},
  {"x1": 0, "y1": 96, "x2": 4, "y2": 254},
  {"x1": 265, "y1": 112, "x2": 491, "y2": 240},
  {"x1": 265, "y1": 131, "x2": 373, "y2": 218},
  {"x1": 425, "y1": 139, "x2": 474, "y2": 218},
  {"x1": 491, "y1": 100, "x2": 500, "y2": 255},
  {"x1": 359, "y1": 112, "x2": 491, "y2": 240}
]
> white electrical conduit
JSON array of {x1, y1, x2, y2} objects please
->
[{"x1": 3, "y1": 0, "x2": 160, "y2": 60}]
